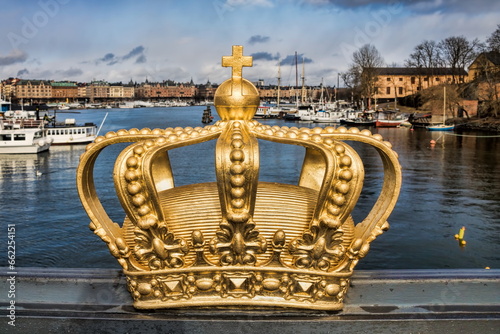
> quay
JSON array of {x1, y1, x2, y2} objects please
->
[{"x1": 1, "y1": 268, "x2": 499, "y2": 333}]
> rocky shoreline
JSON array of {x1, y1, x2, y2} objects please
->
[{"x1": 454, "y1": 118, "x2": 500, "y2": 132}]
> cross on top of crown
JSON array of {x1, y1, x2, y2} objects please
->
[{"x1": 222, "y1": 45, "x2": 252, "y2": 80}]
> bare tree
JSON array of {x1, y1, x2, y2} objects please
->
[
  {"x1": 405, "y1": 40, "x2": 443, "y2": 68},
  {"x1": 438, "y1": 36, "x2": 482, "y2": 83},
  {"x1": 340, "y1": 65, "x2": 361, "y2": 106},
  {"x1": 351, "y1": 44, "x2": 384, "y2": 109},
  {"x1": 486, "y1": 24, "x2": 500, "y2": 52},
  {"x1": 405, "y1": 40, "x2": 444, "y2": 90}
]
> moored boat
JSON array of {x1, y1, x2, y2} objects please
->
[
  {"x1": 427, "y1": 124, "x2": 455, "y2": 131},
  {"x1": 375, "y1": 119, "x2": 406, "y2": 127},
  {"x1": 426, "y1": 86, "x2": 455, "y2": 132},
  {"x1": 0, "y1": 120, "x2": 52, "y2": 154},
  {"x1": 45, "y1": 119, "x2": 99, "y2": 145},
  {"x1": 3, "y1": 109, "x2": 102, "y2": 145},
  {"x1": 342, "y1": 118, "x2": 376, "y2": 126},
  {"x1": 313, "y1": 109, "x2": 344, "y2": 123},
  {"x1": 254, "y1": 106, "x2": 271, "y2": 119}
]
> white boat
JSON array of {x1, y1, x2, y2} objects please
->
[
  {"x1": 44, "y1": 112, "x2": 106, "y2": 145},
  {"x1": 294, "y1": 105, "x2": 314, "y2": 121},
  {"x1": 133, "y1": 100, "x2": 154, "y2": 108},
  {"x1": 4, "y1": 109, "x2": 105, "y2": 145},
  {"x1": 254, "y1": 106, "x2": 271, "y2": 119},
  {"x1": 45, "y1": 119, "x2": 98, "y2": 145},
  {"x1": 118, "y1": 102, "x2": 135, "y2": 109},
  {"x1": 299, "y1": 109, "x2": 315, "y2": 121},
  {"x1": 313, "y1": 109, "x2": 344, "y2": 123},
  {"x1": 0, "y1": 120, "x2": 52, "y2": 154}
]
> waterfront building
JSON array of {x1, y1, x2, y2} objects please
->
[
  {"x1": 135, "y1": 81, "x2": 195, "y2": 99},
  {"x1": 373, "y1": 67, "x2": 468, "y2": 102},
  {"x1": 15, "y1": 79, "x2": 52, "y2": 99},
  {"x1": 468, "y1": 51, "x2": 500, "y2": 80},
  {"x1": 77, "y1": 83, "x2": 88, "y2": 99},
  {"x1": 196, "y1": 80, "x2": 218, "y2": 101},
  {"x1": 51, "y1": 81, "x2": 79, "y2": 100},
  {"x1": 88, "y1": 80, "x2": 110, "y2": 101},
  {"x1": 468, "y1": 52, "x2": 500, "y2": 104},
  {"x1": 0, "y1": 78, "x2": 20, "y2": 100},
  {"x1": 109, "y1": 83, "x2": 135, "y2": 99}
]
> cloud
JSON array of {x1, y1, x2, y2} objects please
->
[
  {"x1": 100, "y1": 53, "x2": 116, "y2": 62},
  {"x1": 251, "y1": 52, "x2": 280, "y2": 61},
  {"x1": 280, "y1": 54, "x2": 313, "y2": 66},
  {"x1": 95, "y1": 46, "x2": 146, "y2": 66},
  {"x1": 0, "y1": 49, "x2": 28, "y2": 66},
  {"x1": 123, "y1": 46, "x2": 145, "y2": 60},
  {"x1": 17, "y1": 68, "x2": 29, "y2": 77},
  {"x1": 304, "y1": 0, "x2": 500, "y2": 14},
  {"x1": 248, "y1": 35, "x2": 270, "y2": 45},
  {"x1": 135, "y1": 55, "x2": 147, "y2": 64}
]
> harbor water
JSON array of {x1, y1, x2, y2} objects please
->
[{"x1": 1, "y1": 105, "x2": 499, "y2": 270}]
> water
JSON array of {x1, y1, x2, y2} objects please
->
[{"x1": 1, "y1": 106, "x2": 499, "y2": 270}]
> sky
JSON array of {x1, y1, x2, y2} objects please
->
[{"x1": 0, "y1": 0, "x2": 499, "y2": 87}]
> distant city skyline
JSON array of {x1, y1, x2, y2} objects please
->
[{"x1": 0, "y1": 0, "x2": 499, "y2": 87}]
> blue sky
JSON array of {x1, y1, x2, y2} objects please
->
[{"x1": 0, "y1": 0, "x2": 499, "y2": 87}]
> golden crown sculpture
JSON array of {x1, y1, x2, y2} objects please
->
[{"x1": 77, "y1": 45, "x2": 402, "y2": 310}]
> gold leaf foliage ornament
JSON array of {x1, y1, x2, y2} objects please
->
[{"x1": 77, "y1": 45, "x2": 402, "y2": 310}]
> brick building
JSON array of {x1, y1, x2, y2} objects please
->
[
  {"x1": 15, "y1": 80, "x2": 52, "y2": 99},
  {"x1": 51, "y1": 82, "x2": 78, "y2": 99}
]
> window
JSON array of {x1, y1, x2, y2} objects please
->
[
  {"x1": 1, "y1": 134, "x2": 12, "y2": 141},
  {"x1": 399, "y1": 77, "x2": 403, "y2": 81},
  {"x1": 386, "y1": 87, "x2": 391, "y2": 94},
  {"x1": 411, "y1": 77, "x2": 415, "y2": 84},
  {"x1": 424, "y1": 77, "x2": 429, "y2": 81},
  {"x1": 387, "y1": 77, "x2": 391, "y2": 81},
  {"x1": 435, "y1": 77, "x2": 440, "y2": 81},
  {"x1": 398, "y1": 87, "x2": 403, "y2": 95},
  {"x1": 14, "y1": 134, "x2": 26, "y2": 141}
]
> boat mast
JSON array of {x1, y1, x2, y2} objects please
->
[
  {"x1": 301, "y1": 59, "x2": 306, "y2": 104},
  {"x1": 277, "y1": 62, "x2": 281, "y2": 107},
  {"x1": 443, "y1": 85, "x2": 446, "y2": 125},
  {"x1": 295, "y1": 52, "x2": 299, "y2": 108}
]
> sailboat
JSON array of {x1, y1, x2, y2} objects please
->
[{"x1": 427, "y1": 86, "x2": 455, "y2": 131}]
